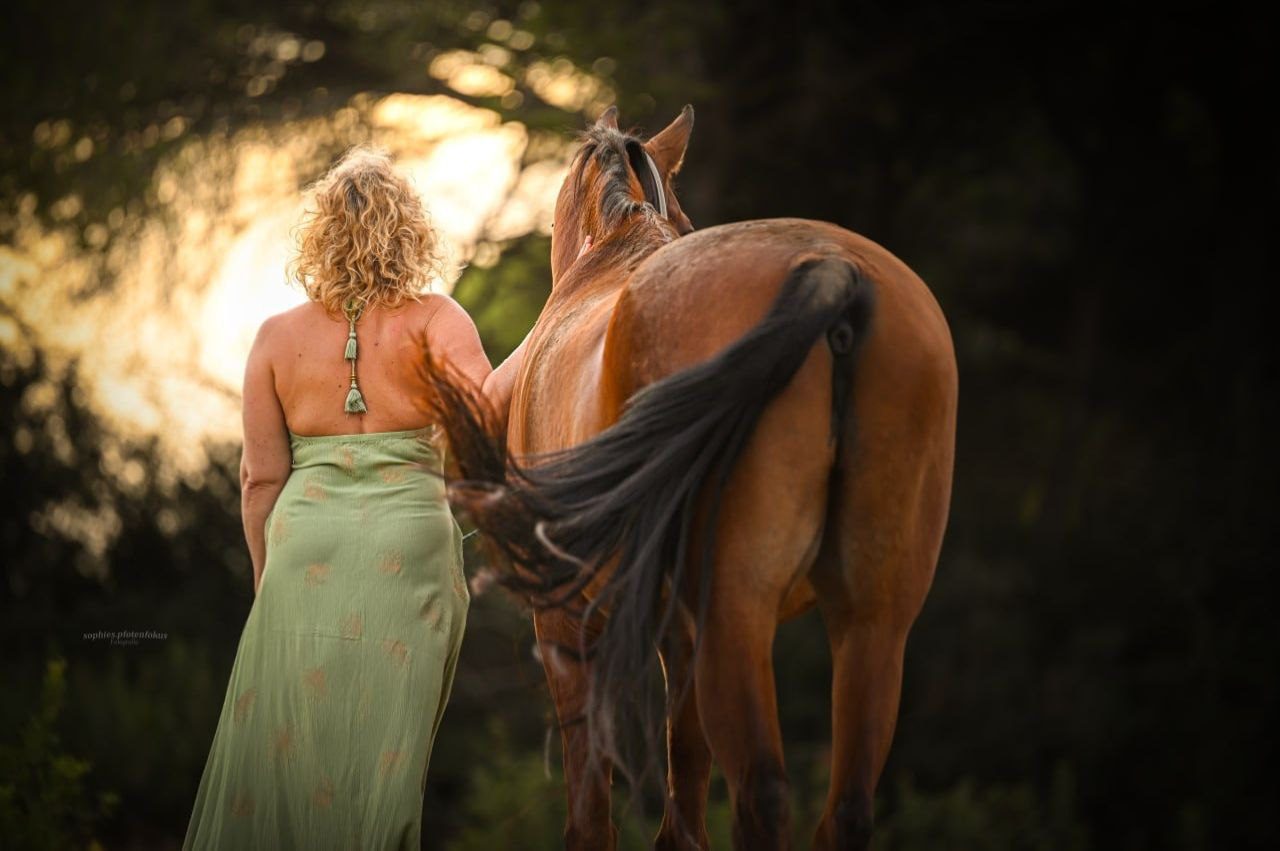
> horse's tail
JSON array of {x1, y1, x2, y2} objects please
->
[{"x1": 415, "y1": 256, "x2": 875, "y2": 785}]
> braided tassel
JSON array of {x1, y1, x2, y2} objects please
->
[
  {"x1": 345, "y1": 357, "x2": 367, "y2": 412},
  {"x1": 342, "y1": 300, "x2": 367, "y2": 414},
  {"x1": 344, "y1": 323, "x2": 358, "y2": 360},
  {"x1": 345, "y1": 383, "x2": 367, "y2": 413}
]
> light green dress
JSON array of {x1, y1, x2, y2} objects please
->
[{"x1": 183, "y1": 424, "x2": 469, "y2": 850}]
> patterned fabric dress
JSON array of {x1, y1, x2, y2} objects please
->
[{"x1": 183, "y1": 424, "x2": 469, "y2": 850}]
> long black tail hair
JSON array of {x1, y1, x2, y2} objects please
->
[{"x1": 415, "y1": 256, "x2": 875, "y2": 796}]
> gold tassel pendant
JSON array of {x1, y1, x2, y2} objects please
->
[{"x1": 343, "y1": 300, "x2": 367, "y2": 414}]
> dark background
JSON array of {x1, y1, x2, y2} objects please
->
[{"x1": 2, "y1": 1, "x2": 1275, "y2": 848}]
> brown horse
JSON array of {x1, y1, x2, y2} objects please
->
[{"x1": 418, "y1": 105, "x2": 957, "y2": 851}]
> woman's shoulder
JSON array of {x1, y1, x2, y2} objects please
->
[
  {"x1": 247, "y1": 302, "x2": 310, "y2": 350},
  {"x1": 262, "y1": 300, "x2": 322, "y2": 330},
  {"x1": 419, "y1": 291, "x2": 477, "y2": 333},
  {"x1": 388, "y1": 293, "x2": 462, "y2": 339},
  {"x1": 253, "y1": 295, "x2": 465, "y2": 343},
  {"x1": 417, "y1": 291, "x2": 463, "y2": 316},
  {"x1": 382, "y1": 294, "x2": 480, "y2": 360},
  {"x1": 245, "y1": 302, "x2": 336, "y2": 363}
]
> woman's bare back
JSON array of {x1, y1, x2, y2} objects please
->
[{"x1": 267, "y1": 295, "x2": 484, "y2": 437}]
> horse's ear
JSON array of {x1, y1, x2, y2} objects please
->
[
  {"x1": 644, "y1": 104, "x2": 694, "y2": 176},
  {"x1": 596, "y1": 106, "x2": 619, "y2": 130}
]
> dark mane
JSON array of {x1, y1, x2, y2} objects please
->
[{"x1": 573, "y1": 124, "x2": 665, "y2": 230}]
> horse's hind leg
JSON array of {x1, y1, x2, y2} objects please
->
[
  {"x1": 655, "y1": 607, "x2": 712, "y2": 851},
  {"x1": 695, "y1": 598, "x2": 792, "y2": 851},
  {"x1": 693, "y1": 339, "x2": 836, "y2": 851},
  {"x1": 809, "y1": 550, "x2": 919, "y2": 851},
  {"x1": 811, "y1": 356, "x2": 956, "y2": 850}
]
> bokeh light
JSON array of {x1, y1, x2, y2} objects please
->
[{"x1": 1, "y1": 92, "x2": 573, "y2": 478}]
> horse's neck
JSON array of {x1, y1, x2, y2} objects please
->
[
  {"x1": 518, "y1": 217, "x2": 673, "y2": 449},
  {"x1": 536, "y1": 222, "x2": 668, "y2": 356},
  {"x1": 597, "y1": 217, "x2": 673, "y2": 277}
]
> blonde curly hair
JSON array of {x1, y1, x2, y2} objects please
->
[{"x1": 290, "y1": 146, "x2": 446, "y2": 318}]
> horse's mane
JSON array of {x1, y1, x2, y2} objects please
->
[{"x1": 572, "y1": 124, "x2": 668, "y2": 232}]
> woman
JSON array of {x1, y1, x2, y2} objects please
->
[{"x1": 183, "y1": 146, "x2": 588, "y2": 849}]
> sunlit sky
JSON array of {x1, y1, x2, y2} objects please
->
[{"x1": 0, "y1": 67, "x2": 607, "y2": 478}]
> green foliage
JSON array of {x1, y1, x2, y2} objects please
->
[
  {"x1": 445, "y1": 718, "x2": 566, "y2": 851},
  {"x1": 444, "y1": 718, "x2": 666, "y2": 851},
  {"x1": 444, "y1": 721, "x2": 807, "y2": 851},
  {"x1": 451, "y1": 234, "x2": 554, "y2": 364},
  {"x1": 0, "y1": 657, "x2": 118, "y2": 851},
  {"x1": 874, "y1": 765, "x2": 1088, "y2": 851},
  {"x1": 57, "y1": 638, "x2": 233, "y2": 821}
]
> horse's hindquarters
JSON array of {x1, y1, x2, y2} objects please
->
[{"x1": 606, "y1": 217, "x2": 957, "y2": 850}]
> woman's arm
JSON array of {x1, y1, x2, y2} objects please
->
[
  {"x1": 426, "y1": 295, "x2": 496, "y2": 394},
  {"x1": 480, "y1": 332, "x2": 531, "y2": 425},
  {"x1": 431, "y1": 235, "x2": 594, "y2": 431},
  {"x1": 240, "y1": 318, "x2": 292, "y2": 596},
  {"x1": 425, "y1": 295, "x2": 521, "y2": 434}
]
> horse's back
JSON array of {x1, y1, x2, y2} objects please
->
[{"x1": 608, "y1": 217, "x2": 956, "y2": 399}]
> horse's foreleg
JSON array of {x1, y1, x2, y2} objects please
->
[
  {"x1": 656, "y1": 607, "x2": 712, "y2": 851},
  {"x1": 533, "y1": 607, "x2": 618, "y2": 851}
]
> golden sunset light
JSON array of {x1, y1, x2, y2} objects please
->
[{"x1": 0, "y1": 92, "x2": 571, "y2": 473}]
